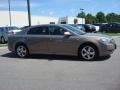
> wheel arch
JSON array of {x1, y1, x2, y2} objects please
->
[
  {"x1": 15, "y1": 42, "x2": 29, "y2": 52},
  {"x1": 78, "y1": 42, "x2": 99, "y2": 57}
]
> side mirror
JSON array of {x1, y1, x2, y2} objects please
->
[{"x1": 64, "y1": 32, "x2": 71, "y2": 36}]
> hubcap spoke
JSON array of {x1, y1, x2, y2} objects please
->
[
  {"x1": 86, "y1": 55, "x2": 91, "y2": 59},
  {"x1": 89, "y1": 52, "x2": 95, "y2": 55},
  {"x1": 17, "y1": 46, "x2": 27, "y2": 57},
  {"x1": 81, "y1": 46, "x2": 95, "y2": 60},
  {"x1": 83, "y1": 48, "x2": 87, "y2": 53}
]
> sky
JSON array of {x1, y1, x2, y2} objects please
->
[{"x1": 0, "y1": 0, "x2": 120, "y2": 17}]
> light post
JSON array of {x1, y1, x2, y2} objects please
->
[
  {"x1": 8, "y1": 0, "x2": 12, "y2": 26},
  {"x1": 27, "y1": 0, "x2": 31, "y2": 26},
  {"x1": 80, "y1": 8, "x2": 84, "y2": 24}
]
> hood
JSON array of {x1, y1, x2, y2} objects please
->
[{"x1": 83, "y1": 33, "x2": 112, "y2": 39}]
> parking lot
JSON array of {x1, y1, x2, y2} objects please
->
[{"x1": 0, "y1": 37, "x2": 119, "y2": 90}]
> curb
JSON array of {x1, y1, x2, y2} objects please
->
[{"x1": 112, "y1": 36, "x2": 120, "y2": 39}]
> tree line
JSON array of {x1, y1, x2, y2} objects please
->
[{"x1": 77, "y1": 11, "x2": 120, "y2": 24}]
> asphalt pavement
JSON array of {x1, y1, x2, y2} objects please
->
[{"x1": 0, "y1": 38, "x2": 120, "y2": 90}]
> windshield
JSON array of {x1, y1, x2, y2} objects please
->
[{"x1": 62, "y1": 25, "x2": 86, "y2": 35}]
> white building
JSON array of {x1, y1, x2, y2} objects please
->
[
  {"x1": 58, "y1": 16, "x2": 85, "y2": 24},
  {"x1": 0, "y1": 11, "x2": 85, "y2": 27}
]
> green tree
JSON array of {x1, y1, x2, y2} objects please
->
[
  {"x1": 96, "y1": 12, "x2": 107, "y2": 23},
  {"x1": 85, "y1": 13, "x2": 96, "y2": 24},
  {"x1": 106, "y1": 13, "x2": 119, "y2": 23},
  {"x1": 118, "y1": 15, "x2": 120, "y2": 22},
  {"x1": 77, "y1": 11, "x2": 86, "y2": 18}
]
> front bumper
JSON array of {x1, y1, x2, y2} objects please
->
[{"x1": 99, "y1": 43, "x2": 117, "y2": 56}]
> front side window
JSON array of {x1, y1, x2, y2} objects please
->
[
  {"x1": 49, "y1": 26, "x2": 66, "y2": 35},
  {"x1": 62, "y1": 25, "x2": 86, "y2": 35},
  {"x1": 27, "y1": 26, "x2": 49, "y2": 35}
]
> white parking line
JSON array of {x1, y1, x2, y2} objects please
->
[{"x1": 112, "y1": 36, "x2": 120, "y2": 39}]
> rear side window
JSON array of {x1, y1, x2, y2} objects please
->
[{"x1": 27, "y1": 26, "x2": 49, "y2": 35}]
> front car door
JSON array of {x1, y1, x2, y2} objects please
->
[
  {"x1": 48, "y1": 25, "x2": 78, "y2": 56},
  {"x1": 26, "y1": 26, "x2": 50, "y2": 54}
]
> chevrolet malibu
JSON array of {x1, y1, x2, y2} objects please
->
[{"x1": 8, "y1": 24, "x2": 116, "y2": 60}]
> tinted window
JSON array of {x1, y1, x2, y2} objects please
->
[
  {"x1": 49, "y1": 26, "x2": 66, "y2": 35},
  {"x1": 27, "y1": 26, "x2": 49, "y2": 35}
]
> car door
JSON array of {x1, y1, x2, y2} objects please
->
[
  {"x1": 48, "y1": 26, "x2": 78, "y2": 56},
  {"x1": 26, "y1": 26, "x2": 50, "y2": 54}
]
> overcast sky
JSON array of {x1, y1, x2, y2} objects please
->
[{"x1": 0, "y1": 0, "x2": 120, "y2": 16}]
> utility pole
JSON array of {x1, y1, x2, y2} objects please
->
[
  {"x1": 27, "y1": 0, "x2": 31, "y2": 26},
  {"x1": 8, "y1": 0, "x2": 12, "y2": 26},
  {"x1": 80, "y1": 8, "x2": 84, "y2": 24}
]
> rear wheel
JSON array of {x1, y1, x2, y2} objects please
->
[
  {"x1": 79, "y1": 45, "x2": 98, "y2": 60},
  {"x1": 1, "y1": 37, "x2": 5, "y2": 44},
  {"x1": 15, "y1": 45, "x2": 29, "y2": 58}
]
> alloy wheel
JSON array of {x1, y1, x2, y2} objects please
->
[
  {"x1": 16, "y1": 45, "x2": 28, "y2": 58},
  {"x1": 81, "y1": 46, "x2": 96, "y2": 60}
]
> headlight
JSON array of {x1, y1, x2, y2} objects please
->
[{"x1": 99, "y1": 37, "x2": 112, "y2": 44}]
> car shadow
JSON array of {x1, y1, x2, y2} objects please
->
[{"x1": 1, "y1": 52, "x2": 111, "y2": 62}]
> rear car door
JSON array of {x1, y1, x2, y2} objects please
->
[{"x1": 26, "y1": 26, "x2": 50, "y2": 54}]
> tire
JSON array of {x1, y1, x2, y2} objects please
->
[
  {"x1": 1, "y1": 37, "x2": 5, "y2": 44},
  {"x1": 79, "y1": 45, "x2": 98, "y2": 60},
  {"x1": 15, "y1": 44, "x2": 29, "y2": 58}
]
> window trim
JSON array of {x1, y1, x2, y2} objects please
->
[
  {"x1": 49, "y1": 26, "x2": 70, "y2": 36},
  {"x1": 27, "y1": 26, "x2": 49, "y2": 35}
]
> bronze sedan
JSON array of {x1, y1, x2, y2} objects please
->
[{"x1": 8, "y1": 24, "x2": 116, "y2": 60}]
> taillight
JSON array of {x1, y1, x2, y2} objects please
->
[{"x1": 6, "y1": 31, "x2": 14, "y2": 35}]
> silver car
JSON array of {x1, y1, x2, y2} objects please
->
[
  {"x1": 0, "y1": 26, "x2": 21, "y2": 43},
  {"x1": 8, "y1": 24, "x2": 116, "y2": 60}
]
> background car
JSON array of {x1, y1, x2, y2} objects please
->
[
  {"x1": 8, "y1": 24, "x2": 116, "y2": 60},
  {"x1": 0, "y1": 26, "x2": 22, "y2": 44},
  {"x1": 69, "y1": 24, "x2": 85, "y2": 32},
  {"x1": 100, "y1": 23, "x2": 120, "y2": 33},
  {"x1": 21, "y1": 26, "x2": 30, "y2": 30},
  {"x1": 93, "y1": 23, "x2": 106, "y2": 27},
  {"x1": 70, "y1": 24, "x2": 96, "y2": 33},
  {"x1": 78, "y1": 24, "x2": 96, "y2": 33},
  {"x1": 92, "y1": 25, "x2": 100, "y2": 32}
]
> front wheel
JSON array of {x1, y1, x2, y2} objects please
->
[
  {"x1": 79, "y1": 45, "x2": 98, "y2": 60},
  {"x1": 15, "y1": 45, "x2": 29, "y2": 58}
]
